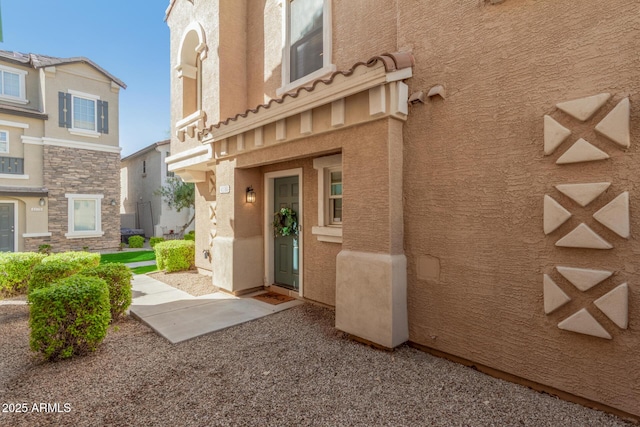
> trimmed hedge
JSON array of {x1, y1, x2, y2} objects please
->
[
  {"x1": 154, "y1": 240, "x2": 195, "y2": 272},
  {"x1": 83, "y1": 263, "x2": 132, "y2": 321},
  {"x1": 42, "y1": 251, "x2": 100, "y2": 270},
  {"x1": 0, "y1": 252, "x2": 47, "y2": 297},
  {"x1": 29, "y1": 275, "x2": 110, "y2": 360},
  {"x1": 128, "y1": 235, "x2": 145, "y2": 248},
  {"x1": 184, "y1": 231, "x2": 195, "y2": 241},
  {"x1": 28, "y1": 260, "x2": 85, "y2": 294},
  {"x1": 149, "y1": 237, "x2": 165, "y2": 248}
]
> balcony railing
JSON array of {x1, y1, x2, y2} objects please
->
[{"x1": 0, "y1": 156, "x2": 24, "y2": 175}]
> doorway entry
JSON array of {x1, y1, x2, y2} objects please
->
[
  {"x1": 0, "y1": 202, "x2": 15, "y2": 252},
  {"x1": 264, "y1": 168, "x2": 303, "y2": 296},
  {"x1": 274, "y1": 176, "x2": 300, "y2": 290}
]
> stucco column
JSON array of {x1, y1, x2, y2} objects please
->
[
  {"x1": 212, "y1": 159, "x2": 263, "y2": 293},
  {"x1": 336, "y1": 118, "x2": 408, "y2": 349}
]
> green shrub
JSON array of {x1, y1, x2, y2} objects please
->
[
  {"x1": 149, "y1": 237, "x2": 165, "y2": 248},
  {"x1": 0, "y1": 252, "x2": 47, "y2": 297},
  {"x1": 28, "y1": 260, "x2": 85, "y2": 294},
  {"x1": 83, "y1": 263, "x2": 132, "y2": 321},
  {"x1": 29, "y1": 275, "x2": 110, "y2": 361},
  {"x1": 154, "y1": 240, "x2": 195, "y2": 272},
  {"x1": 184, "y1": 230, "x2": 195, "y2": 241},
  {"x1": 128, "y1": 235, "x2": 145, "y2": 248},
  {"x1": 42, "y1": 251, "x2": 100, "y2": 270}
]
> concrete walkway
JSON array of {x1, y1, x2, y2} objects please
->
[{"x1": 129, "y1": 274, "x2": 303, "y2": 344}]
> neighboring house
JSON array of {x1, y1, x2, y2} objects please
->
[
  {"x1": 120, "y1": 139, "x2": 193, "y2": 237},
  {"x1": 0, "y1": 51, "x2": 125, "y2": 253},
  {"x1": 165, "y1": 0, "x2": 639, "y2": 419}
]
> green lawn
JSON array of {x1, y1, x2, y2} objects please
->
[
  {"x1": 130, "y1": 265, "x2": 158, "y2": 275},
  {"x1": 100, "y1": 251, "x2": 155, "y2": 264}
]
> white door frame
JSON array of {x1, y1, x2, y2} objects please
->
[
  {"x1": 0, "y1": 200, "x2": 18, "y2": 252},
  {"x1": 264, "y1": 168, "x2": 304, "y2": 297}
]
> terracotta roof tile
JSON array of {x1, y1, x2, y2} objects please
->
[{"x1": 210, "y1": 52, "x2": 414, "y2": 130}]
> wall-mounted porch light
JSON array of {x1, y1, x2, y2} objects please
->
[
  {"x1": 246, "y1": 186, "x2": 256, "y2": 203},
  {"x1": 110, "y1": 199, "x2": 117, "y2": 206},
  {"x1": 39, "y1": 197, "x2": 46, "y2": 207}
]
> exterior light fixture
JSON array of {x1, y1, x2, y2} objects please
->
[
  {"x1": 246, "y1": 186, "x2": 256, "y2": 203},
  {"x1": 39, "y1": 197, "x2": 46, "y2": 207},
  {"x1": 110, "y1": 199, "x2": 117, "y2": 206}
]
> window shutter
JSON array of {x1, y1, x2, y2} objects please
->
[
  {"x1": 65, "y1": 93, "x2": 72, "y2": 128},
  {"x1": 58, "y1": 92, "x2": 66, "y2": 127},
  {"x1": 97, "y1": 100, "x2": 109, "y2": 134}
]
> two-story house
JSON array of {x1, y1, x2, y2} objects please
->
[
  {"x1": 164, "y1": 0, "x2": 639, "y2": 419},
  {"x1": 0, "y1": 51, "x2": 125, "y2": 253},
  {"x1": 120, "y1": 139, "x2": 194, "y2": 238}
]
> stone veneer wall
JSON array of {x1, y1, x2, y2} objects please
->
[{"x1": 26, "y1": 145, "x2": 121, "y2": 252}]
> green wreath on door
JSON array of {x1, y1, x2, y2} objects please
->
[{"x1": 273, "y1": 207, "x2": 299, "y2": 237}]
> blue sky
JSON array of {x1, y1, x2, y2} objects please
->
[{"x1": 2, "y1": 0, "x2": 170, "y2": 156}]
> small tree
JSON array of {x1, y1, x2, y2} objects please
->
[{"x1": 155, "y1": 176, "x2": 195, "y2": 233}]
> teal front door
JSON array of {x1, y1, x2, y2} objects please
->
[
  {"x1": 0, "y1": 203, "x2": 15, "y2": 252},
  {"x1": 274, "y1": 176, "x2": 299, "y2": 290}
]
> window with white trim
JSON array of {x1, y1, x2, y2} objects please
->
[
  {"x1": 312, "y1": 153, "x2": 342, "y2": 243},
  {"x1": 65, "y1": 194, "x2": 104, "y2": 238},
  {"x1": 58, "y1": 90, "x2": 108, "y2": 135},
  {"x1": 328, "y1": 168, "x2": 342, "y2": 224},
  {"x1": 0, "y1": 65, "x2": 27, "y2": 103},
  {"x1": 0, "y1": 131, "x2": 8, "y2": 153},
  {"x1": 280, "y1": 0, "x2": 334, "y2": 95}
]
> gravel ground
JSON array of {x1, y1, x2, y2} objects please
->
[
  {"x1": 0, "y1": 301, "x2": 633, "y2": 427},
  {"x1": 147, "y1": 270, "x2": 217, "y2": 297}
]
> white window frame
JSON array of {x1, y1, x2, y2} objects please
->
[
  {"x1": 327, "y1": 166, "x2": 342, "y2": 225},
  {"x1": 65, "y1": 193, "x2": 104, "y2": 239},
  {"x1": 0, "y1": 65, "x2": 28, "y2": 104},
  {"x1": 68, "y1": 90, "x2": 100, "y2": 137},
  {"x1": 312, "y1": 153, "x2": 342, "y2": 243},
  {"x1": 277, "y1": 0, "x2": 335, "y2": 96},
  {"x1": 0, "y1": 130, "x2": 8, "y2": 153}
]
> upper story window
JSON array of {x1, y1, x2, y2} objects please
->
[
  {"x1": 279, "y1": 0, "x2": 334, "y2": 95},
  {"x1": 73, "y1": 96, "x2": 96, "y2": 131},
  {"x1": 0, "y1": 65, "x2": 28, "y2": 104},
  {"x1": 0, "y1": 131, "x2": 8, "y2": 153},
  {"x1": 166, "y1": 152, "x2": 174, "y2": 178},
  {"x1": 58, "y1": 90, "x2": 109, "y2": 136}
]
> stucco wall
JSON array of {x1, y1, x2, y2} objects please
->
[
  {"x1": 41, "y1": 63, "x2": 120, "y2": 148},
  {"x1": 398, "y1": 0, "x2": 639, "y2": 417},
  {"x1": 166, "y1": 0, "x2": 639, "y2": 416}
]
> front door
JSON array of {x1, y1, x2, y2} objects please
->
[
  {"x1": 0, "y1": 203, "x2": 15, "y2": 252},
  {"x1": 274, "y1": 176, "x2": 299, "y2": 290}
]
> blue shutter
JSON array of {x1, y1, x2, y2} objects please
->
[
  {"x1": 58, "y1": 92, "x2": 65, "y2": 127},
  {"x1": 97, "y1": 100, "x2": 109, "y2": 134},
  {"x1": 65, "y1": 93, "x2": 72, "y2": 128}
]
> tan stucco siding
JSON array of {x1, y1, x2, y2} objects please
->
[
  {"x1": 41, "y1": 63, "x2": 120, "y2": 148},
  {"x1": 399, "y1": 0, "x2": 639, "y2": 416}
]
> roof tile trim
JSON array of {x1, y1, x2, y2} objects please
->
[
  {"x1": 0, "y1": 50, "x2": 126, "y2": 89},
  {"x1": 210, "y1": 51, "x2": 414, "y2": 130}
]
